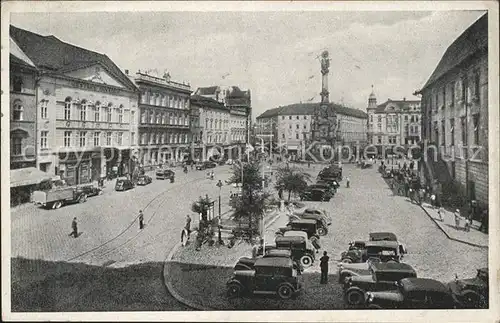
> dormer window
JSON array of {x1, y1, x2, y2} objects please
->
[{"x1": 13, "y1": 76, "x2": 23, "y2": 92}]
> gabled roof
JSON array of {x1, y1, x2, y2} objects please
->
[
  {"x1": 373, "y1": 99, "x2": 420, "y2": 113},
  {"x1": 256, "y1": 102, "x2": 368, "y2": 119},
  {"x1": 419, "y1": 13, "x2": 487, "y2": 91},
  {"x1": 10, "y1": 25, "x2": 137, "y2": 91},
  {"x1": 190, "y1": 94, "x2": 228, "y2": 111},
  {"x1": 10, "y1": 54, "x2": 36, "y2": 70}
]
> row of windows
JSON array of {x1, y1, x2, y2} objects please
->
[
  {"x1": 282, "y1": 115, "x2": 308, "y2": 120},
  {"x1": 141, "y1": 110, "x2": 189, "y2": 126},
  {"x1": 140, "y1": 132, "x2": 190, "y2": 145},
  {"x1": 205, "y1": 118, "x2": 229, "y2": 130},
  {"x1": 424, "y1": 71, "x2": 481, "y2": 112},
  {"x1": 369, "y1": 114, "x2": 420, "y2": 123},
  {"x1": 288, "y1": 124, "x2": 308, "y2": 130},
  {"x1": 141, "y1": 91, "x2": 189, "y2": 109},
  {"x1": 281, "y1": 133, "x2": 308, "y2": 140},
  {"x1": 431, "y1": 113, "x2": 480, "y2": 147},
  {"x1": 63, "y1": 98, "x2": 128, "y2": 123},
  {"x1": 62, "y1": 131, "x2": 128, "y2": 148}
]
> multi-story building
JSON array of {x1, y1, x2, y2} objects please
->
[
  {"x1": 10, "y1": 26, "x2": 139, "y2": 185},
  {"x1": 256, "y1": 103, "x2": 367, "y2": 159},
  {"x1": 194, "y1": 85, "x2": 251, "y2": 147},
  {"x1": 133, "y1": 71, "x2": 192, "y2": 165},
  {"x1": 416, "y1": 13, "x2": 488, "y2": 206},
  {"x1": 190, "y1": 94, "x2": 231, "y2": 160},
  {"x1": 366, "y1": 91, "x2": 421, "y2": 150}
]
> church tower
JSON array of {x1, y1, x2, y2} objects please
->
[{"x1": 368, "y1": 85, "x2": 377, "y2": 110}]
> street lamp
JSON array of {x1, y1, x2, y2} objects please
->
[{"x1": 216, "y1": 180, "x2": 224, "y2": 245}]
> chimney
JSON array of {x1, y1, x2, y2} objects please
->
[{"x1": 125, "y1": 69, "x2": 129, "y2": 75}]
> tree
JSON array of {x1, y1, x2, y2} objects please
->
[
  {"x1": 191, "y1": 195, "x2": 216, "y2": 250},
  {"x1": 275, "y1": 166, "x2": 311, "y2": 201},
  {"x1": 228, "y1": 161, "x2": 269, "y2": 243}
]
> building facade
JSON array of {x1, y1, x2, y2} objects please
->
[
  {"x1": 11, "y1": 26, "x2": 139, "y2": 185},
  {"x1": 256, "y1": 103, "x2": 367, "y2": 159},
  {"x1": 417, "y1": 13, "x2": 488, "y2": 206},
  {"x1": 134, "y1": 71, "x2": 192, "y2": 165},
  {"x1": 366, "y1": 91, "x2": 421, "y2": 150}
]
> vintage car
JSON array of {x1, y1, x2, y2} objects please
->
[
  {"x1": 448, "y1": 267, "x2": 489, "y2": 308},
  {"x1": 271, "y1": 235, "x2": 317, "y2": 268},
  {"x1": 366, "y1": 278, "x2": 457, "y2": 309},
  {"x1": 340, "y1": 240, "x2": 405, "y2": 264},
  {"x1": 289, "y1": 210, "x2": 330, "y2": 236},
  {"x1": 340, "y1": 232, "x2": 407, "y2": 263},
  {"x1": 136, "y1": 175, "x2": 152, "y2": 186},
  {"x1": 316, "y1": 180, "x2": 340, "y2": 192},
  {"x1": 156, "y1": 169, "x2": 175, "y2": 181},
  {"x1": 338, "y1": 258, "x2": 382, "y2": 284},
  {"x1": 234, "y1": 249, "x2": 303, "y2": 273},
  {"x1": 343, "y1": 262, "x2": 417, "y2": 306},
  {"x1": 195, "y1": 162, "x2": 207, "y2": 170},
  {"x1": 79, "y1": 185, "x2": 103, "y2": 197},
  {"x1": 115, "y1": 178, "x2": 134, "y2": 191},
  {"x1": 204, "y1": 161, "x2": 218, "y2": 169},
  {"x1": 284, "y1": 230, "x2": 320, "y2": 251},
  {"x1": 300, "y1": 186, "x2": 333, "y2": 202},
  {"x1": 226, "y1": 257, "x2": 303, "y2": 300},
  {"x1": 275, "y1": 219, "x2": 322, "y2": 240}
]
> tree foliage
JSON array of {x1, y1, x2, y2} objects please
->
[{"x1": 275, "y1": 166, "x2": 311, "y2": 201}]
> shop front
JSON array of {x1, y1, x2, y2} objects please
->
[{"x1": 58, "y1": 151, "x2": 99, "y2": 185}]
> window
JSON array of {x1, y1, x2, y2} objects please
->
[
  {"x1": 282, "y1": 116, "x2": 285, "y2": 120},
  {"x1": 118, "y1": 106, "x2": 123, "y2": 123},
  {"x1": 461, "y1": 77, "x2": 467, "y2": 101},
  {"x1": 370, "y1": 115, "x2": 373, "y2": 122},
  {"x1": 474, "y1": 71, "x2": 480, "y2": 101},
  {"x1": 131, "y1": 132, "x2": 135, "y2": 145},
  {"x1": 13, "y1": 76, "x2": 23, "y2": 92},
  {"x1": 106, "y1": 132, "x2": 112, "y2": 146},
  {"x1": 303, "y1": 124, "x2": 307, "y2": 129},
  {"x1": 410, "y1": 115, "x2": 414, "y2": 122},
  {"x1": 416, "y1": 116, "x2": 419, "y2": 123},
  {"x1": 377, "y1": 136, "x2": 382, "y2": 144},
  {"x1": 289, "y1": 124, "x2": 292, "y2": 129},
  {"x1": 450, "y1": 82, "x2": 455, "y2": 107},
  {"x1": 304, "y1": 116, "x2": 307, "y2": 120},
  {"x1": 162, "y1": 113, "x2": 166, "y2": 124},
  {"x1": 13, "y1": 100, "x2": 23, "y2": 121},
  {"x1": 282, "y1": 133, "x2": 285, "y2": 139},
  {"x1": 156, "y1": 112, "x2": 161, "y2": 124},
  {"x1": 450, "y1": 119, "x2": 455, "y2": 146},
  {"x1": 117, "y1": 132, "x2": 123, "y2": 145},
  {"x1": 131, "y1": 110, "x2": 135, "y2": 124},
  {"x1": 441, "y1": 120, "x2": 446, "y2": 146},
  {"x1": 94, "y1": 104, "x2": 100, "y2": 122},
  {"x1": 79, "y1": 101, "x2": 87, "y2": 121},
  {"x1": 149, "y1": 110, "x2": 154, "y2": 123},
  {"x1": 433, "y1": 121, "x2": 439, "y2": 144},
  {"x1": 94, "y1": 132, "x2": 100, "y2": 146},
  {"x1": 79, "y1": 131, "x2": 87, "y2": 147},
  {"x1": 64, "y1": 98, "x2": 72, "y2": 120},
  {"x1": 64, "y1": 131, "x2": 72, "y2": 147},
  {"x1": 296, "y1": 116, "x2": 299, "y2": 120},
  {"x1": 107, "y1": 105, "x2": 112, "y2": 122},
  {"x1": 40, "y1": 131, "x2": 48, "y2": 149},
  {"x1": 435, "y1": 93, "x2": 439, "y2": 110},
  {"x1": 473, "y1": 114, "x2": 480, "y2": 145},
  {"x1": 296, "y1": 124, "x2": 299, "y2": 129},
  {"x1": 12, "y1": 137, "x2": 22, "y2": 155},
  {"x1": 442, "y1": 87, "x2": 446, "y2": 109},
  {"x1": 377, "y1": 115, "x2": 382, "y2": 122},
  {"x1": 460, "y1": 116, "x2": 466, "y2": 144},
  {"x1": 289, "y1": 116, "x2": 292, "y2": 120},
  {"x1": 404, "y1": 115, "x2": 408, "y2": 121},
  {"x1": 40, "y1": 100, "x2": 48, "y2": 119}
]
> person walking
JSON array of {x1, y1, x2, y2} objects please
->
[
  {"x1": 185, "y1": 214, "x2": 192, "y2": 237},
  {"x1": 138, "y1": 210, "x2": 144, "y2": 230},
  {"x1": 346, "y1": 177, "x2": 350, "y2": 188},
  {"x1": 454, "y1": 209, "x2": 461, "y2": 230},
  {"x1": 320, "y1": 251, "x2": 330, "y2": 284},
  {"x1": 69, "y1": 217, "x2": 78, "y2": 238}
]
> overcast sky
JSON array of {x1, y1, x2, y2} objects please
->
[{"x1": 11, "y1": 10, "x2": 485, "y2": 117}]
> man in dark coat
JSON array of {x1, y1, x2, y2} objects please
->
[
  {"x1": 320, "y1": 251, "x2": 330, "y2": 284},
  {"x1": 69, "y1": 217, "x2": 78, "y2": 238},
  {"x1": 139, "y1": 210, "x2": 144, "y2": 230}
]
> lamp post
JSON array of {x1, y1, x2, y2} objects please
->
[
  {"x1": 216, "y1": 179, "x2": 224, "y2": 246},
  {"x1": 216, "y1": 180, "x2": 223, "y2": 216}
]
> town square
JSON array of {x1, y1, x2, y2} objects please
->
[{"x1": 4, "y1": 3, "x2": 498, "y2": 319}]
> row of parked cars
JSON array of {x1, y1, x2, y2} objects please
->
[
  {"x1": 300, "y1": 165, "x2": 342, "y2": 202},
  {"x1": 115, "y1": 169, "x2": 176, "y2": 191},
  {"x1": 337, "y1": 232, "x2": 488, "y2": 309},
  {"x1": 226, "y1": 208, "x2": 333, "y2": 299}
]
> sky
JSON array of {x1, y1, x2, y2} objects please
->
[{"x1": 11, "y1": 10, "x2": 486, "y2": 118}]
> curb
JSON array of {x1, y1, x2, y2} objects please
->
[
  {"x1": 162, "y1": 210, "x2": 284, "y2": 310},
  {"x1": 162, "y1": 230, "x2": 214, "y2": 311},
  {"x1": 419, "y1": 205, "x2": 488, "y2": 249}
]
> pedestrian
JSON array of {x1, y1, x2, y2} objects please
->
[
  {"x1": 69, "y1": 217, "x2": 78, "y2": 238},
  {"x1": 464, "y1": 215, "x2": 471, "y2": 232},
  {"x1": 320, "y1": 251, "x2": 329, "y2": 284},
  {"x1": 185, "y1": 214, "x2": 192, "y2": 237},
  {"x1": 346, "y1": 177, "x2": 350, "y2": 188},
  {"x1": 454, "y1": 209, "x2": 461, "y2": 230},
  {"x1": 138, "y1": 210, "x2": 144, "y2": 230},
  {"x1": 479, "y1": 209, "x2": 488, "y2": 233}
]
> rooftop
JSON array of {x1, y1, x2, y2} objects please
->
[
  {"x1": 419, "y1": 13, "x2": 487, "y2": 92},
  {"x1": 256, "y1": 102, "x2": 368, "y2": 119},
  {"x1": 370, "y1": 99, "x2": 421, "y2": 113},
  {"x1": 190, "y1": 94, "x2": 228, "y2": 111},
  {"x1": 10, "y1": 25, "x2": 137, "y2": 91}
]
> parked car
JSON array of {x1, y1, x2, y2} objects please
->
[
  {"x1": 276, "y1": 219, "x2": 321, "y2": 240},
  {"x1": 448, "y1": 267, "x2": 488, "y2": 308},
  {"x1": 226, "y1": 257, "x2": 303, "y2": 300},
  {"x1": 300, "y1": 187, "x2": 333, "y2": 202},
  {"x1": 234, "y1": 249, "x2": 303, "y2": 273},
  {"x1": 79, "y1": 185, "x2": 103, "y2": 197},
  {"x1": 338, "y1": 258, "x2": 382, "y2": 284},
  {"x1": 274, "y1": 235, "x2": 316, "y2": 268},
  {"x1": 137, "y1": 175, "x2": 152, "y2": 186},
  {"x1": 284, "y1": 230, "x2": 320, "y2": 251},
  {"x1": 365, "y1": 278, "x2": 456, "y2": 309},
  {"x1": 204, "y1": 161, "x2": 217, "y2": 169},
  {"x1": 316, "y1": 180, "x2": 340, "y2": 192},
  {"x1": 343, "y1": 262, "x2": 417, "y2": 306},
  {"x1": 156, "y1": 169, "x2": 175, "y2": 181},
  {"x1": 115, "y1": 178, "x2": 134, "y2": 191},
  {"x1": 291, "y1": 208, "x2": 331, "y2": 233},
  {"x1": 195, "y1": 162, "x2": 206, "y2": 170},
  {"x1": 341, "y1": 240, "x2": 405, "y2": 264}
]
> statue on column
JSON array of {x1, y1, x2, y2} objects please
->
[{"x1": 321, "y1": 50, "x2": 330, "y2": 75}]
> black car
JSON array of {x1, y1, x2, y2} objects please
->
[
  {"x1": 343, "y1": 262, "x2": 417, "y2": 306},
  {"x1": 448, "y1": 268, "x2": 489, "y2": 308},
  {"x1": 226, "y1": 257, "x2": 303, "y2": 300},
  {"x1": 234, "y1": 249, "x2": 303, "y2": 273},
  {"x1": 366, "y1": 278, "x2": 456, "y2": 309},
  {"x1": 137, "y1": 175, "x2": 152, "y2": 186},
  {"x1": 300, "y1": 187, "x2": 333, "y2": 202},
  {"x1": 156, "y1": 169, "x2": 175, "y2": 182},
  {"x1": 276, "y1": 219, "x2": 321, "y2": 240},
  {"x1": 115, "y1": 178, "x2": 134, "y2": 191},
  {"x1": 79, "y1": 185, "x2": 103, "y2": 197},
  {"x1": 195, "y1": 162, "x2": 206, "y2": 170},
  {"x1": 204, "y1": 161, "x2": 217, "y2": 169}
]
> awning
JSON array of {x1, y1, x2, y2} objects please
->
[{"x1": 10, "y1": 167, "x2": 52, "y2": 188}]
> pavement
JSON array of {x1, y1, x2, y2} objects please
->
[
  {"x1": 161, "y1": 163, "x2": 488, "y2": 310},
  {"x1": 420, "y1": 202, "x2": 488, "y2": 249}
]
